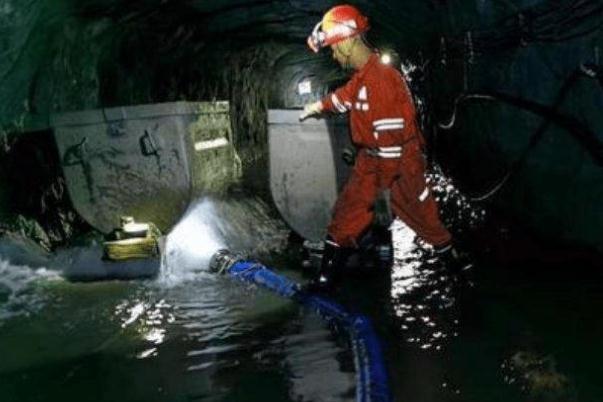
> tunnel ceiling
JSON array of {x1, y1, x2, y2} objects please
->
[
  {"x1": 2, "y1": 0, "x2": 601, "y2": 129},
  {"x1": 0, "y1": 0, "x2": 487, "y2": 128}
]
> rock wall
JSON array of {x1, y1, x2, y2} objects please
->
[{"x1": 426, "y1": 0, "x2": 603, "y2": 251}]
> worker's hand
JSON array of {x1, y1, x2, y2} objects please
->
[{"x1": 299, "y1": 101, "x2": 323, "y2": 121}]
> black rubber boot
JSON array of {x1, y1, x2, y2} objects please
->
[{"x1": 304, "y1": 237, "x2": 345, "y2": 293}]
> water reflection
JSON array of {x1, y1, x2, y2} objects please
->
[
  {"x1": 387, "y1": 168, "x2": 485, "y2": 355},
  {"x1": 427, "y1": 166, "x2": 487, "y2": 231},
  {"x1": 0, "y1": 257, "x2": 61, "y2": 324},
  {"x1": 389, "y1": 219, "x2": 460, "y2": 352},
  {"x1": 113, "y1": 297, "x2": 175, "y2": 359}
]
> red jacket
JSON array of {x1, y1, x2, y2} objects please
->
[{"x1": 321, "y1": 53, "x2": 424, "y2": 150}]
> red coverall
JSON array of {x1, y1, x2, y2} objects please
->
[{"x1": 320, "y1": 53, "x2": 451, "y2": 248}]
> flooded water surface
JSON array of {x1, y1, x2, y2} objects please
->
[{"x1": 0, "y1": 196, "x2": 601, "y2": 402}]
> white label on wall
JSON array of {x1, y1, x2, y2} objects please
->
[
  {"x1": 195, "y1": 137, "x2": 229, "y2": 151},
  {"x1": 298, "y1": 80, "x2": 312, "y2": 95}
]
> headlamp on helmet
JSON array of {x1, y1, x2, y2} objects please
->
[{"x1": 307, "y1": 5, "x2": 370, "y2": 53}]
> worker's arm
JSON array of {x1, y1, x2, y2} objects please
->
[
  {"x1": 299, "y1": 101, "x2": 324, "y2": 121},
  {"x1": 299, "y1": 76, "x2": 358, "y2": 121}
]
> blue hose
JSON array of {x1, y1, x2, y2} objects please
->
[{"x1": 218, "y1": 255, "x2": 392, "y2": 402}]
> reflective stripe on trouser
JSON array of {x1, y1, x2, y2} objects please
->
[
  {"x1": 389, "y1": 144, "x2": 451, "y2": 247},
  {"x1": 327, "y1": 147, "x2": 451, "y2": 248}
]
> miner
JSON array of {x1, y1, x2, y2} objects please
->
[{"x1": 301, "y1": 4, "x2": 462, "y2": 291}]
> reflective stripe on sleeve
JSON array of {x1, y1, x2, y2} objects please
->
[
  {"x1": 373, "y1": 118, "x2": 405, "y2": 127},
  {"x1": 418, "y1": 187, "x2": 429, "y2": 202},
  {"x1": 332, "y1": 94, "x2": 347, "y2": 113},
  {"x1": 375, "y1": 123, "x2": 405, "y2": 131}
]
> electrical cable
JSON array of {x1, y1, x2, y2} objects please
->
[
  {"x1": 438, "y1": 67, "x2": 603, "y2": 201},
  {"x1": 439, "y1": 0, "x2": 601, "y2": 58}
]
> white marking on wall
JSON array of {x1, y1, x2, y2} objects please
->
[
  {"x1": 298, "y1": 80, "x2": 312, "y2": 95},
  {"x1": 195, "y1": 137, "x2": 229, "y2": 151}
]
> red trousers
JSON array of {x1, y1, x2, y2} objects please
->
[{"x1": 327, "y1": 142, "x2": 452, "y2": 248}]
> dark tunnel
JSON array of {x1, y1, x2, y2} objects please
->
[{"x1": 0, "y1": 1, "x2": 601, "y2": 402}]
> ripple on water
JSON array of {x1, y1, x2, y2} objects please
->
[
  {"x1": 0, "y1": 258, "x2": 62, "y2": 324},
  {"x1": 389, "y1": 219, "x2": 462, "y2": 352}
]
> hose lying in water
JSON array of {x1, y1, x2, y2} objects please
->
[{"x1": 209, "y1": 249, "x2": 391, "y2": 402}]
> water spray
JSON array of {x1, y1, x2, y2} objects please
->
[{"x1": 209, "y1": 249, "x2": 392, "y2": 402}]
